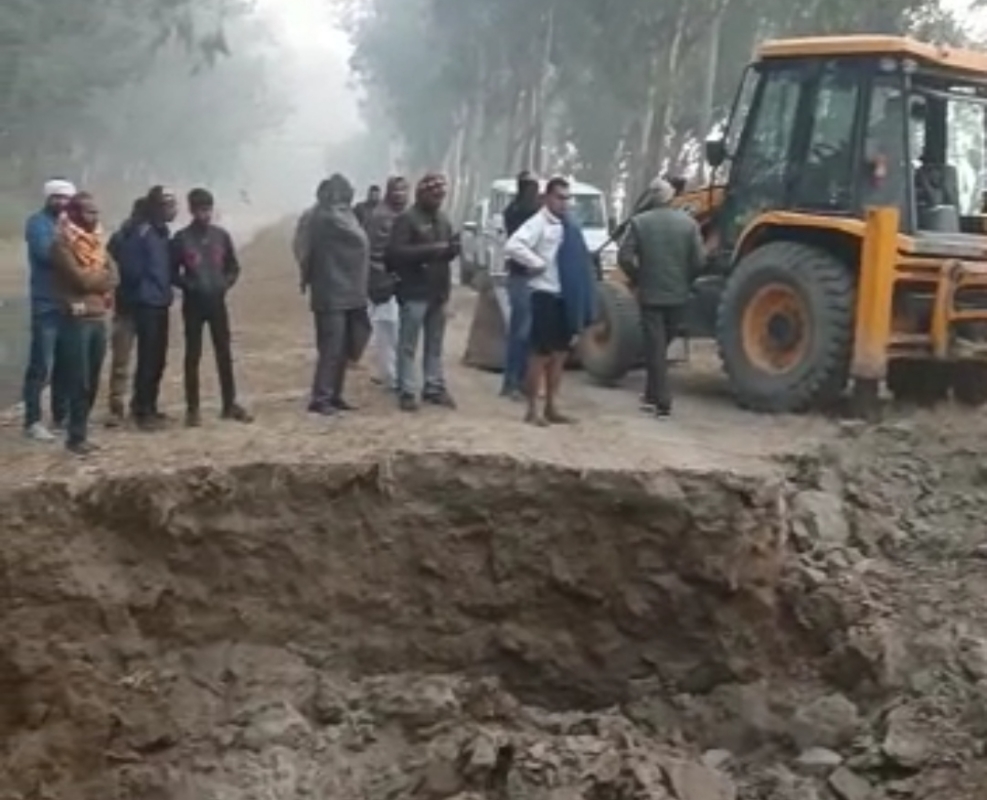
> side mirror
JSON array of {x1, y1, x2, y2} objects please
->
[
  {"x1": 462, "y1": 221, "x2": 477, "y2": 234},
  {"x1": 705, "y1": 137, "x2": 727, "y2": 168}
]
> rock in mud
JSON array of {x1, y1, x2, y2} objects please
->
[
  {"x1": 827, "y1": 767, "x2": 873, "y2": 800},
  {"x1": 956, "y1": 635, "x2": 987, "y2": 682},
  {"x1": 791, "y1": 490, "x2": 849, "y2": 551},
  {"x1": 881, "y1": 706, "x2": 929, "y2": 771},
  {"x1": 789, "y1": 694, "x2": 860, "y2": 751},
  {"x1": 239, "y1": 701, "x2": 312, "y2": 752},
  {"x1": 795, "y1": 747, "x2": 843, "y2": 775},
  {"x1": 663, "y1": 759, "x2": 736, "y2": 800}
]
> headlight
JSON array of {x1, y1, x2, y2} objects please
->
[{"x1": 598, "y1": 248, "x2": 618, "y2": 270}]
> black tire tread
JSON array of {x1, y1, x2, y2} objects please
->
[
  {"x1": 716, "y1": 240, "x2": 855, "y2": 413},
  {"x1": 580, "y1": 281, "x2": 641, "y2": 385}
]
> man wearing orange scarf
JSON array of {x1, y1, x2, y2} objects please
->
[{"x1": 50, "y1": 192, "x2": 117, "y2": 455}]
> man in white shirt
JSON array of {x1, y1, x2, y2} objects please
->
[{"x1": 503, "y1": 176, "x2": 574, "y2": 426}]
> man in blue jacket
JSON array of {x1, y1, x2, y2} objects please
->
[
  {"x1": 22, "y1": 178, "x2": 76, "y2": 441},
  {"x1": 122, "y1": 185, "x2": 176, "y2": 430}
]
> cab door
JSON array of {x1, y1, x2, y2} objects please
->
[{"x1": 717, "y1": 62, "x2": 808, "y2": 250}]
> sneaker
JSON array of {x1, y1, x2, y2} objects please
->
[
  {"x1": 331, "y1": 398, "x2": 358, "y2": 412},
  {"x1": 656, "y1": 406, "x2": 672, "y2": 419},
  {"x1": 185, "y1": 410, "x2": 202, "y2": 428},
  {"x1": 24, "y1": 422, "x2": 56, "y2": 442},
  {"x1": 221, "y1": 404, "x2": 253, "y2": 423},
  {"x1": 422, "y1": 391, "x2": 456, "y2": 409},
  {"x1": 66, "y1": 440, "x2": 99, "y2": 456},
  {"x1": 399, "y1": 393, "x2": 419, "y2": 412}
]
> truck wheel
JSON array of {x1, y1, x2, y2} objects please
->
[
  {"x1": 716, "y1": 241, "x2": 854, "y2": 413},
  {"x1": 579, "y1": 281, "x2": 641, "y2": 385},
  {"x1": 887, "y1": 361, "x2": 948, "y2": 406},
  {"x1": 951, "y1": 362, "x2": 987, "y2": 406}
]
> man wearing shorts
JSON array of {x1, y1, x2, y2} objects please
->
[{"x1": 503, "y1": 176, "x2": 574, "y2": 426}]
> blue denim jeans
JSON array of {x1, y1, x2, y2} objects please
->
[
  {"x1": 59, "y1": 316, "x2": 107, "y2": 446},
  {"x1": 397, "y1": 299, "x2": 447, "y2": 397},
  {"x1": 22, "y1": 309, "x2": 68, "y2": 428},
  {"x1": 501, "y1": 273, "x2": 532, "y2": 394}
]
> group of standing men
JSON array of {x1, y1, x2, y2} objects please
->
[
  {"x1": 295, "y1": 172, "x2": 460, "y2": 415},
  {"x1": 296, "y1": 171, "x2": 600, "y2": 425},
  {"x1": 499, "y1": 172, "x2": 704, "y2": 419},
  {"x1": 22, "y1": 180, "x2": 251, "y2": 455}
]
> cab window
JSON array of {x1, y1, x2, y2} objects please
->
[{"x1": 793, "y1": 62, "x2": 860, "y2": 211}]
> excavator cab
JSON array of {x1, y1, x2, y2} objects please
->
[{"x1": 586, "y1": 36, "x2": 987, "y2": 413}]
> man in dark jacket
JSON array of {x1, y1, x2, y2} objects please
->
[
  {"x1": 617, "y1": 178, "x2": 704, "y2": 418},
  {"x1": 104, "y1": 197, "x2": 146, "y2": 426},
  {"x1": 354, "y1": 184, "x2": 381, "y2": 230},
  {"x1": 386, "y1": 173, "x2": 459, "y2": 412},
  {"x1": 302, "y1": 173, "x2": 371, "y2": 415},
  {"x1": 500, "y1": 170, "x2": 540, "y2": 399},
  {"x1": 365, "y1": 176, "x2": 409, "y2": 390},
  {"x1": 171, "y1": 188, "x2": 252, "y2": 427},
  {"x1": 123, "y1": 185, "x2": 176, "y2": 430}
]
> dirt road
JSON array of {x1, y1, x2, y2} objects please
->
[{"x1": 0, "y1": 222, "x2": 835, "y2": 484}]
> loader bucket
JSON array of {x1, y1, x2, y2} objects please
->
[{"x1": 462, "y1": 272, "x2": 509, "y2": 372}]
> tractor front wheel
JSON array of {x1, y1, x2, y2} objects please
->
[
  {"x1": 579, "y1": 281, "x2": 642, "y2": 385},
  {"x1": 716, "y1": 241, "x2": 855, "y2": 413}
]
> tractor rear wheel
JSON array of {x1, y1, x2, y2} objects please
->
[
  {"x1": 579, "y1": 281, "x2": 641, "y2": 385},
  {"x1": 951, "y1": 362, "x2": 987, "y2": 406},
  {"x1": 716, "y1": 241, "x2": 854, "y2": 413}
]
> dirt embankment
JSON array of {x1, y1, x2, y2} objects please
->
[{"x1": 2, "y1": 421, "x2": 987, "y2": 799}]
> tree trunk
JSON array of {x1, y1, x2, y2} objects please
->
[{"x1": 697, "y1": 0, "x2": 728, "y2": 183}]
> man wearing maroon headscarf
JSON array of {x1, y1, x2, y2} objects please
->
[{"x1": 386, "y1": 173, "x2": 459, "y2": 412}]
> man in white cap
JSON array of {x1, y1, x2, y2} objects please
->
[
  {"x1": 21, "y1": 177, "x2": 76, "y2": 441},
  {"x1": 617, "y1": 177, "x2": 704, "y2": 418}
]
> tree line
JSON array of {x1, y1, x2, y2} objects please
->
[
  {"x1": 0, "y1": 0, "x2": 283, "y2": 229},
  {"x1": 340, "y1": 0, "x2": 979, "y2": 218}
]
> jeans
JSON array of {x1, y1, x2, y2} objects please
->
[
  {"x1": 59, "y1": 316, "x2": 107, "y2": 446},
  {"x1": 22, "y1": 310, "x2": 68, "y2": 428},
  {"x1": 397, "y1": 298, "x2": 447, "y2": 397},
  {"x1": 502, "y1": 273, "x2": 532, "y2": 394},
  {"x1": 132, "y1": 305, "x2": 170, "y2": 419},
  {"x1": 108, "y1": 309, "x2": 136, "y2": 414},
  {"x1": 311, "y1": 308, "x2": 371, "y2": 406},
  {"x1": 183, "y1": 296, "x2": 236, "y2": 413},
  {"x1": 640, "y1": 304, "x2": 683, "y2": 411}
]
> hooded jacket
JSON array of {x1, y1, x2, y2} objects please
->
[{"x1": 303, "y1": 174, "x2": 370, "y2": 312}]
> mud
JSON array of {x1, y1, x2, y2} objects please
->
[
  {"x1": 1, "y1": 453, "x2": 791, "y2": 798},
  {"x1": 4, "y1": 432, "x2": 987, "y2": 799}
]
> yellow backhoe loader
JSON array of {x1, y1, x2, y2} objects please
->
[{"x1": 576, "y1": 35, "x2": 987, "y2": 412}]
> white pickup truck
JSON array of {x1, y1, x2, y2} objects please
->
[{"x1": 460, "y1": 177, "x2": 618, "y2": 286}]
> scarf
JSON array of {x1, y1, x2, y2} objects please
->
[
  {"x1": 557, "y1": 213, "x2": 596, "y2": 336},
  {"x1": 60, "y1": 218, "x2": 107, "y2": 272}
]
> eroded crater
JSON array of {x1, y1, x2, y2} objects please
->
[{"x1": 0, "y1": 452, "x2": 886, "y2": 798}]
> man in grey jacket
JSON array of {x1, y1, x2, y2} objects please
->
[
  {"x1": 294, "y1": 179, "x2": 332, "y2": 288},
  {"x1": 617, "y1": 178, "x2": 704, "y2": 418},
  {"x1": 302, "y1": 173, "x2": 372, "y2": 415}
]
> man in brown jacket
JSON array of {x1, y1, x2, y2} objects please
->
[{"x1": 50, "y1": 192, "x2": 117, "y2": 455}]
